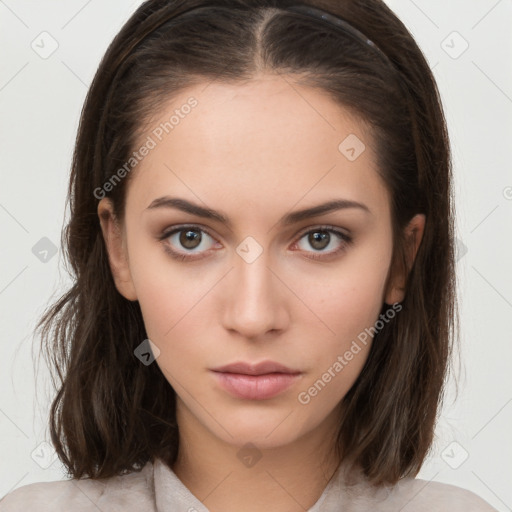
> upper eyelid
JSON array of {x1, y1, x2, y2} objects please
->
[
  {"x1": 161, "y1": 224, "x2": 217, "y2": 240},
  {"x1": 296, "y1": 224, "x2": 350, "y2": 237},
  {"x1": 161, "y1": 224, "x2": 349, "y2": 240}
]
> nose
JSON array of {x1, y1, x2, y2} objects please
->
[{"x1": 220, "y1": 249, "x2": 289, "y2": 340}]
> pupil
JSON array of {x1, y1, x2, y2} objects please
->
[
  {"x1": 309, "y1": 231, "x2": 330, "y2": 250},
  {"x1": 180, "y1": 230, "x2": 201, "y2": 249}
]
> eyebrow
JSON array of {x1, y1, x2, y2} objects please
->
[{"x1": 145, "y1": 196, "x2": 371, "y2": 227}]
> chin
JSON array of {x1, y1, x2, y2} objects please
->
[{"x1": 208, "y1": 407, "x2": 312, "y2": 448}]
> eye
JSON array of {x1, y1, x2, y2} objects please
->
[
  {"x1": 159, "y1": 226, "x2": 219, "y2": 260},
  {"x1": 293, "y1": 226, "x2": 352, "y2": 260},
  {"x1": 158, "y1": 224, "x2": 352, "y2": 262}
]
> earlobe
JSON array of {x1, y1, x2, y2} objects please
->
[
  {"x1": 384, "y1": 213, "x2": 426, "y2": 305},
  {"x1": 97, "y1": 198, "x2": 138, "y2": 301}
]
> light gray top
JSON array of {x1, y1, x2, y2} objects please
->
[{"x1": 0, "y1": 458, "x2": 498, "y2": 511}]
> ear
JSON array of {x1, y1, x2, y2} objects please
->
[
  {"x1": 97, "y1": 198, "x2": 138, "y2": 301},
  {"x1": 384, "y1": 213, "x2": 426, "y2": 305}
]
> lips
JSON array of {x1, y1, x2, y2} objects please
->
[
  {"x1": 210, "y1": 360, "x2": 302, "y2": 400},
  {"x1": 210, "y1": 360, "x2": 300, "y2": 376}
]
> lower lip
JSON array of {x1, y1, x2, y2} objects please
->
[{"x1": 211, "y1": 371, "x2": 301, "y2": 400}]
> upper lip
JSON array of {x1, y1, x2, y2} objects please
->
[{"x1": 211, "y1": 360, "x2": 300, "y2": 376}]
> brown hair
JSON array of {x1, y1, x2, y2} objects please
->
[{"x1": 37, "y1": 0, "x2": 457, "y2": 486}]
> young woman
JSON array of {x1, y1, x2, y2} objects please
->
[{"x1": 0, "y1": 0, "x2": 499, "y2": 510}]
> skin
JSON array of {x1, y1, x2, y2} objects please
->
[{"x1": 98, "y1": 74, "x2": 425, "y2": 512}]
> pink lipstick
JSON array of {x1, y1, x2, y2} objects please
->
[{"x1": 210, "y1": 360, "x2": 302, "y2": 400}]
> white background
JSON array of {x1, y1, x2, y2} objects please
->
[{"x1": 0, "y1": 0, "x2": 511, "y2": 509}]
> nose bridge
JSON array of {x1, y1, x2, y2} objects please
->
[{"x1": 222, "y1": 243, "x2": 286, "y2": 337}]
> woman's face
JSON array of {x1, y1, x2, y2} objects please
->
[{"x1": 99, "y1": 74, "x2": 421, "y2": 452}]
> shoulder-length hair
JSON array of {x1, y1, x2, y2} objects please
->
[{"x1": 38, "y1": 0, "x2": 457, "y2": 485}]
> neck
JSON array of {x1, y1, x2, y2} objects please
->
[{"x1": 171, "y1": 399, "x2": 343, "y2": 512}]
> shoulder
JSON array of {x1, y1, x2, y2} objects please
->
[
  {"x1": 0, "y1": 479, "x2": 101, "y2": 512},
  {"x1": 0, "y1": 462, "x2": 156, "y2": 512},
  {"x1": 385, "y1": 477, "x2": 499, "y2": 512},
  {"x1": 332, "y1": 466, "x2": 498, "y2": 512}
]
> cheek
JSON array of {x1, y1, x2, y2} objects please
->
[
  {"x1": 124, "y1": 232, "x2": 192, "y2": 341},
  {"x1": 293, "y1": 278, "x2": 384, "y2": 409},
  {"x1": 289, "y1": 247, "x2": 391, "y2": 389},
  {"x1": 126, "y1": 245, "x2": 225, "y2": 380},
  {"x1": 130, "y1": 264, "x2": 209, "y2": 386},
  {"x1": 295, "y1": 251, "x2": 390, "y2": 338},
  {"x1": 134, "y1": 272, "x2": 207, "y2": 347}
]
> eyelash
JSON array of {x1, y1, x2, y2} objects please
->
[{"x1": 158, "y1": 224, "x2": 353, "y2": 262}]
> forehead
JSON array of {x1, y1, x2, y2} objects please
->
[{"x1": 126, "y1": 75, "x2": 390, "y2": 219}]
